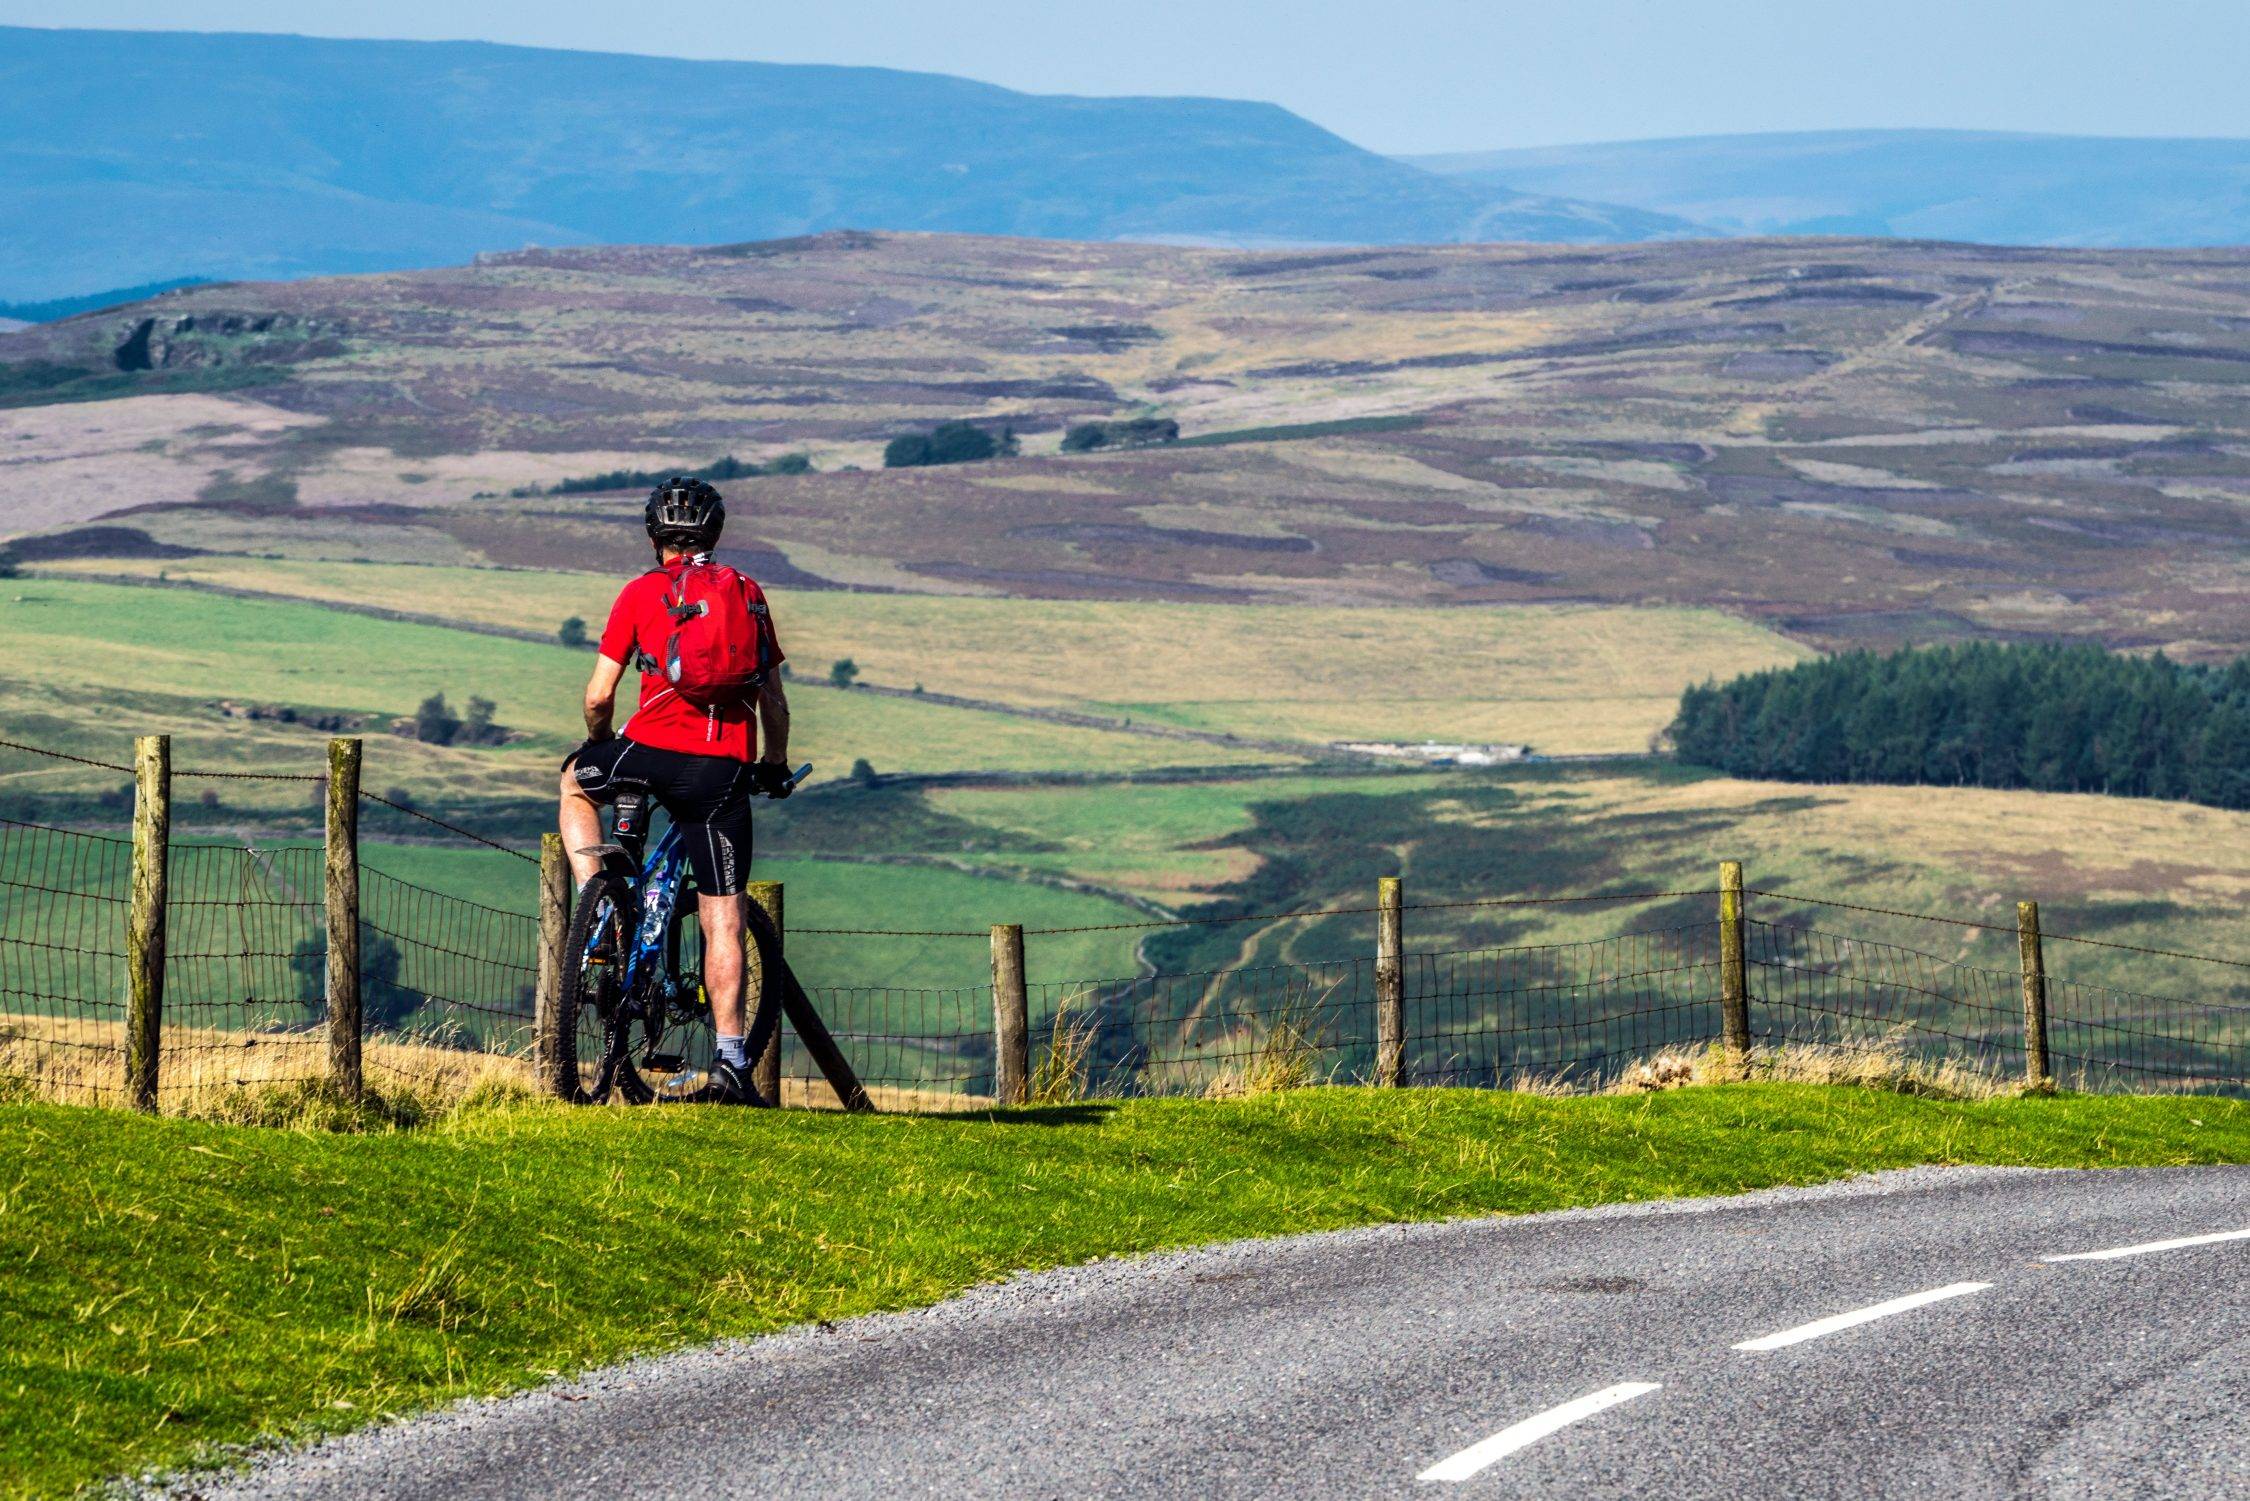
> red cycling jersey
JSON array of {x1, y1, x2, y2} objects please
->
[{"x1": 596, "y1": 558, "x2": 785, "y2": 762}]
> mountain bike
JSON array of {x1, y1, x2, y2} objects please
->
[{"x1": 563, "y1": 764, "x2": 811, "y2": 1104}]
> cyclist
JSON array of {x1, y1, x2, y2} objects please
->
[{"x1": 560, "y1": 477, "x2": 793, "y2": 1105}]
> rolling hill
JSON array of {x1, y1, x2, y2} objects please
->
[
  {"x1": 1411, "y1": 130, "x2": 2250, "y2": 247},
  {"x1": 4, "y1": 232, "x2": 2245, "y2": 658},
  {"x1": 0, "y1": 26, "x2": 1694, "y2": 302}
]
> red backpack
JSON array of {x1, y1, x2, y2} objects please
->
[{"x1": 656, "y1": 559, "x2": 773, "y2": 708}]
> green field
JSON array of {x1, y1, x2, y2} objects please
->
[
  {"x1": 360, "y1": 841, "x2": 1148, "y2": 991},
  {"x1": 6, "y1": 1088, "x2": 2246, "y2": 1496},
  {"x1": 0, "y1": 581, "x2": 1258, "y2": 814},
  {"x1": 41, "y1": 558, "x2": 1812, "y2": 754}
]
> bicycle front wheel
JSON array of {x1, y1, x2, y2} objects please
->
[{"x1": 564, "y1": 869, "x2": 649, "y2": 1104}]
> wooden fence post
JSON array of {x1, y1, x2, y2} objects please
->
[
  {"x1": 1719, "y1": 860, "x2": 1750, "y2": 1062},
  {"x1": 125, "y1": 734, "x2": 170, "y2": 1111},
  {"x1": 325, "y1": 737, "x2": 362, "y2": 1100},
  {"x1": 992, "y1": 923, "x2": 1029, "y2": 1106},
  {"x1": 533, "y1": 832, "x2": 574, "y2": 1100},
  {"x1": 1375, "y1": 876, "x2": 1404, "y2": 1087},
  {"x1": 2017, "y1": 900, "x2": 2051, "y2": 1092},
  {"x1": 748, "y1": 881, "x2": 784, "y2": 1105}
]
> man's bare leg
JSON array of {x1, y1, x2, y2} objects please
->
[
  {"x1": 698, "y1": 890, "x2": 747, "y2": 1037},
  {"x1": 558, "y1": 767, "x2": 606, "y2": 887}
]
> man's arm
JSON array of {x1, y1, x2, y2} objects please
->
[
  {"x1": 584, "y1": 655, "x2": 626, "y2": 740},
  {"x1": 756, "y1": 673, "x2": 790, "y2": 763}
]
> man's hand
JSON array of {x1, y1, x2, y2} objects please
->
[{"x1": 752, "y1": 761, "x2": 796, "y2": 800}]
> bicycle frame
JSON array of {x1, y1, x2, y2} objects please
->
[
  {"x1": 571, "y1": 763, "x2": 810, "y2": 1102},
  {"x1": 580, "y1": 787, "x2": 707, "y2": 1094}
]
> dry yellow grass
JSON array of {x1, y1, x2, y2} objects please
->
[
  {"x1": 50, "y1": 557, "x2": 1811, "y2": 753},
  {"x1": 1607, "y1": 1040, "x2": 2017, "y2": 1101},
  {"x1": 1, "y1": 1013, "x2": 990, "y2": 1120},
  {"x1": 0, "y1": 1013, "x2": 534, "y2": 1123}
]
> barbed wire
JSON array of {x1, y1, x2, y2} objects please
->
[
  {"x1": 1024, "y1": 889, "x2": 1719, "y2": 935},
  {"x1": 0, "y1": 736, "x2": 536, "y2": 862},
  {"x1": 794, "y1": 926, "x2": 991, "y2": 938},
  {"x1": 0, "y1": 736, "x2": 319, "y2": 783},
  {"x1": 358, "y1": 792, "x2": 539, "y2": 864},
  {"x1": 1748, "y1": 889, "x2": 2250, "y2": 972},
  {"x1": 0, "y1": 738, "x2": 133, "y2": 773}
]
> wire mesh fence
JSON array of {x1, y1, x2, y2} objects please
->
[
  {"x1": 1746, "y1": 921, "x2": 2030, "y2": 1078},
  {"x1": 2047, "y1": 976, "x2": 2250, "y2": 1095},
  {"x1": 359, "y1": 868, "x2": 540, "y2": 1096},
  {"x1": 3, "y1": 725, "x2": 2247, "y2": 1112},
  {"x1": 1408, "y1": 925, "x2": 1728, "y2": 1090},
  {"x1": 784, "y1": 984, "x2": 992, "y2": 1107},
  {"x1": 159, "y1": 840, "x2": 327, "y2": 1099},
  {"x1": 0, "y1": 818, "x2": 133, "y2": 1105}
]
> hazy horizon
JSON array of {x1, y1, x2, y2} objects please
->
[{"x1": 4, "y1": 1, "x2": 2246, "y2": 155}]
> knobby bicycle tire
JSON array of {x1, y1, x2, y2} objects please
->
[{"x1": 565, "y1": 870, "x2": 786, "y2": 1105}]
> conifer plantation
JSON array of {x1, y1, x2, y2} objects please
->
[{"x1": 1669, "y1": 644, "x2": 2250, "y2": 809}]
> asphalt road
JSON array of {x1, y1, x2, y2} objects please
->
[{"x1": 194, "y1": 1165, "x2": 2250, "y2": 1499}]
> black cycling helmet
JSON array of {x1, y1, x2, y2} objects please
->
[{"x1": 644, "y1": 477, "x2": 725, "y2": 550}]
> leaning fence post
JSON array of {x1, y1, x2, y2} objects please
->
[
  {"x1": 2017, "y1": 900, "x2": 2052, "y2": 1092},
  {"x1": 534, "y1": 832, "x2": 574, "y2": 1100},
  {"x1": 325, "y1": 737, "x2": 363, "y2": 1100},
  {"x1": 992, "y1": 923, "x2": 1029, "y2": 1106},
  {"x1": 125, "y1": 734, "x2": 170, "y2": 1111},
  {"x1": 1719, "y1": 860, "x2": 1750, "y2": 1063},
  {"x1": 748, "y1": 881, "x2": 784, "y2": 1105},
  {"x1": 1375, "y1": 876, "x2": 1404, "y2": 1087}
]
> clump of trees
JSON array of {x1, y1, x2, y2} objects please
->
[
  {"x1": 1061, "y1": 417, "x2": 1179, "y2": 452},
  {"x1": 883, "y1": 421, "x2": 1018, "y2": 469},
  {"x1": 412, "y1": 693, "x2": 509, "y2": 747},
  {"x1": 1668, "y1": 642, "x2": 2250, "y2": 810},
  {"x1": 521, "y1": 452, "x2": 814, "y2": 497},
  {"x1": 828, "y1": 659, "x2": 860, "y2": 689}
]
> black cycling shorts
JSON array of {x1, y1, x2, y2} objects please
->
[{"x1": 566, "y1": 738, "x2": 752, "y2": 896}]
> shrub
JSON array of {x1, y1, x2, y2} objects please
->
[
  {"x1": 413, "y1": 693, "x2": 459, "y2": 746},
  {"x1": 458, "y1": 696, "x2": 504, "y2": 747},
  {"x1": 883, "y1": 434, "x2": 932, "y2": 468},
  {"x1": 1062, "y1": 417, "x2": 1179, "y2": 453},
  {"x1": 766, "y1": 452, "x2": 813, "y2": 475},
  {"x1": 850, "y1": 757, "x2": 879, "y2": 787},
  {"x1": 558, "y1": 616, "x2": 588, "y2": 649},
  {"x1": 883, "y1": 421, "x2": 1000, "y2": 468},
  {"x1": 829, "y1": 658, "x2": 860, "y2": 689},
  {"x1": 289, "y1": 932, "x2": 411, "y2": 1028}
]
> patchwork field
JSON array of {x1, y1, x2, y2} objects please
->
[
  {"x1": 4, "y1": 234, "x2": 2248, "y2": 656},
  {"x1": 0, "y1": 580, "x2": 1262, "y2": 817},
  {"x1": 894, "y1": 767, "x2": 2250, "y2": 1000},
  {"x1": 1, "y1": 233, "x2": 2243, "y2": 1098},
  {"x1": 37, "y1": 557, "x2": 1811, "y2": 754}
]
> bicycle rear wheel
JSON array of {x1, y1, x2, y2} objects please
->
[{"x1": 659, "y1": 894, "x2": 786, "y2": 1101}]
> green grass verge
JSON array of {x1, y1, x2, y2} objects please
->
[{"x1": 5, "y1": 1087, "x2": 2246, "y2": 1496}]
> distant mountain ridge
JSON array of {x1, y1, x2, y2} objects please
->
[
  {"x1": 0, "y1": 26, "x2": 1695, "y2": 300},
  {"x1": 1410, "y1": 130, "x2": 2250, "y2": 247}
]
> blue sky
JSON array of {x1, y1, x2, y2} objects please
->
[{"x1": 7, "y1": 0, "x2": 2248, "y2": 154}]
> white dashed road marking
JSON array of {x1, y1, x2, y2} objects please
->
[
  {"x1": 1732, "y1": 1282, "x2": 1992, "y2": 1352},
  {"x1": 2043, "y1": 1227, "x2": 2250, "y2": 1263},
  {"x1": 1417, "y1": 1382, "x2": 1662, "y2": 1483}
]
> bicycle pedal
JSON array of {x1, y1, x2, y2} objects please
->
[{"x1": 639, "y1": 1052, "x2": 687, "y2": 1073}]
